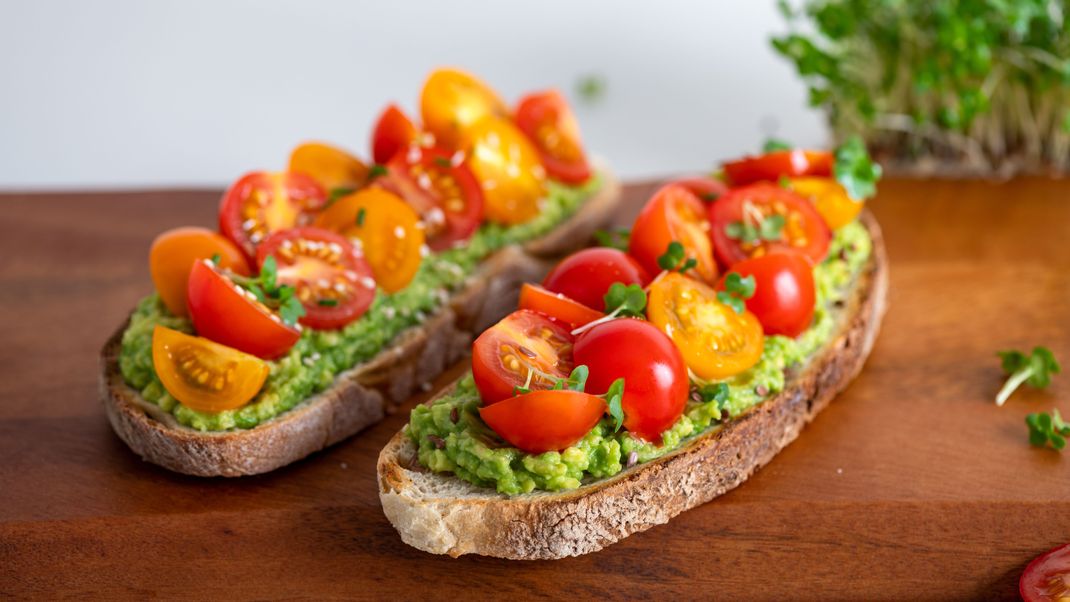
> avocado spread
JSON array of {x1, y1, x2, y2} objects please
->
[
  {"x1": 407, "y1": 220, "x2": 873, "y2": 494},
  {"x1": 118, "y1": 176, "x2": 604, "y2": 431}
]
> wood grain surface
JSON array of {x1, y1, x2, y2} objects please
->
[{"x1": 1, "y1": 178, "x2": 1068, "y2": 600}]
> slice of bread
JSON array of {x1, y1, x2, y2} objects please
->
[
  {"x1": 377, "y1": 211, "x2": 888, "y2": 560},
  {"x1": 100, "y1": 173, "x2": 622, "y2": 477}
]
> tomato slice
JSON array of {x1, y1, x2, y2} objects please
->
[
  {"x1": 371, "y1": 103, "x2": 420, "y2": 164},
  {"x1": 1021, "y1": 542, "x2": 1070, "y2": 602},
  {"x1": 646, "y1": 272, "x2": 763, "y2": 381},
  {"x1": 628, "y1": 184, "x2": 718, "y2": 284},
  {"x1": 480, "y1": 389, "x2": 606, "y2": 454},
  {"x1": 542, "y1": 248, "x2": 650, "y2": 311},
  {"x1": 519, "y1": 283, "x2": 605, "y2": 328},
  {"x1": 149, "y1": 227, "x2": 250, "y2": 317},
  {"x1": 219, "y1": 171, "x2": 328, "y2": 263},
  {"x1": 471, "y1": 310, "x2": 574, "y2": 404},
  {"x1": 420, "y1": 68, "x2": 508, "y2": 150},
  {"x1": 152, "y1": 326, "x2": 269, "y2": 412},
  {"x1": 378, "y1": 144, "x2": 484, "y2": 251},
  {"x1": 708, "y1": 182, "x2": 832, "y2": 267},
  {"x1": 514, "y1": 90, "x2": 592, "y2": 184},
  {"x1": 460, "y1": 116, "x2": 547, "y2": 225},
  {"x1": 574, "y1": 318, "x2": 689, "y2": 442},
  {"x1": 672, "y1": 176, "x2": 728, "y2": 203},
  {"x1": 186, "y1": 259, "x2": 301, "y2": 359},
  {"x1": 788, "y1": 176, "x2": 862, "y2": 230},
  {"x1": 288, "y1": 142, "x2": 369, "y2": 194},
  {"x1": 718, "y1": 252, "x2": 815, "y2": 337},
  {"x1": 723, "y1": 149, "x2": 833, "y2": 186},
  {"x1": 256, "y1": 227, "x2": 376, "y2": 330},
  {"x1": 313, "y1": 188, "x2": 425, "y2": 293}
]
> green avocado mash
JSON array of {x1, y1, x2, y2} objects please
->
[
  {"x1": 407, "y1": 220, "x2": 873, "y2": 494},
  {"x1": 118, "y1": 176, "x2": 604, "y2": 431}
]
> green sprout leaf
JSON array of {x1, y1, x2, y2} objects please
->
[
  {"x1": 317, "y1": 298, "x2": 339, "y2": 307},
  {"x1": 367, "y1": 164, "x2": 388, "y2": 181},
  {"x1": 726, "y1": 213, "x2": 784, "y2": 244},
  {"x1": 602, "y1": 283, "x2": 647, "y2": 319},
  {"x1": 356, "y1": 207, "x2": 367, "y2": 227},
  {"x1": 657, "y1": 241, "x2": 697, "y2": 273},
  {"x1": 715, "y1": 272, "x2": 756, "y2": 314},
  {"x1": 996, "y1": 346, "x2": 1060, "y2": 406},
  {"x1": 210, "y1": 253, "x2": 221, "y2": 266},
  {"x1": 764, "y1": 138, "x2": 793, "y2": 152},
  {"x1": 328, "y1": 187, "x2": 355, "y2": 204},
  {"x1": 1026, "y1": 409, "x2": 1070, "y2": 451},
  {"x1": 229, "y1": 254, "x2": 305, "y2": 327},
  {"x1": 605, "y1": 378, "x2": 626, "y2": 432},
  {"x1": 433, "y1": 156, "x2": 452, "y2": 168},
  {"x1": 593, "y1": 227, "x2": 630, "y2": 251},
  {"x1": 834, "y1": 136, "x2": 882, "y2": 201},
  {"x1": 576, "y1": 74, "x2": 607, "y2": 104}
]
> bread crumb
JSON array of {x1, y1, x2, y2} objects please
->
[
  {"x1": 340, "y1": 462, "x2": 348, "y2": 470},
  {"x1": 836, "y1": 468, "x2": 843, "y2": 475}
]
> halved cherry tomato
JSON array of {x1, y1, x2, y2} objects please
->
[
  {"x1": 723, "y1": 149, "x2": 833, "y2": 186},
  {"x1": 378, "y1": 145, "x2": 484, "y2": 251},
  {"x1": 152, "y1": 325, "x2": 269, "y2": 412},
  {"x1": 708, "y1": 182, "x2": 831, "y2": 267},
  {"x1": 460, "y1": 116, "x2": 546, "y2": 225},
  {"x1": 219, "y1": 171, "x2": 327, "y2": 263},
  {"x1": 471, "y1": 310, "x2": 574, "y2": 404},
  {"x1": 256, "y1": 227, "x2": 376, "y2": 330},
  {"x1": 788, "y1": 176, "x2": 862, "y2": 230},
  {"x1": 288, "y1": 142, "x2": 369, "y2": 193},
  {"x1": 646, "y1": 272, "x2": 763, "y2": 381},
  {"x1": 542, "y1": 248, "x2": 650, "y2": 311},
  {"x1": 574, "y1": 318, "x2": 689, "y2": 442},
  {"x1": 149, "y1": 227, "x2": 250, "y2": 317},
  {"x1": 1021, "y1": 542, "x2": 1070, "y2": 602},
  {"x1": 313, "y1": 188, "x2": 424, "y2": 293},
  {"x1": 514, "y1": 90, "x2": 592, "y2": 184},
  {"x1": 371, "y1": 104, "x2": 420, "y2": 164},
  {"x1": 480, "y1": 389, "x2": 605, "y2": 453},
  {"x1": 672, "y1": 176, "x2": 728, "y2": 203},
  {"x1": 420, "y1": 68, "x2": 508, "y2": 150},
  {"x1": 519, "y1": 283, "x2": 605, "y2": 328},
  {"x1": 186, "y1": 260, "x2": 301, "y2": 359},
  {"x1": 628, "y1": 184, "x2": 718, "y2": 283},
  {"x1": 718, "y1": 253, "x2": 815, "y2": 337}
]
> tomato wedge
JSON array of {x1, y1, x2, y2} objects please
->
[
  {"x1": 708, "y1": 182, "x2": 831, "y2": 267},
  {"x1": 518, "y1": 283, "x2": 605, "y2": 328},
  {"x1": 723, "y1": 149, "x2": 833, "y2": 186},
  {"x1": 1021, "y1": 542, "x2": 1070, "y2": 602},
  {"x1": 471, "y1": 310, "x2": 574, "y2": 404},
  {"x1": 514, "y1": 90, "x2": 592, "y2": 184},
  {"x1": 288, "y1": 142, "x2": 369, "y2": 194},
  {"x1": 718, "y1": 252, "x2": 815, "y2": 337},
  {"x1": 256, "y1": 227, "x2": 376, "y2": 330},
  {"x1": 313, "y1": 188, "x2": 425, "y2": 293},
  {"x1": 542, "y1": 248, "x2": 650, "y2": 311},
  {"x1": 152, "y1": 326, "x2": 269, "y2": 412},
  {"x1": 788, "y1": 176, "x2": 862, "y2": 230},
  {"x1": 480, "y1": 390, "x2": 606, "y2": 454},
  {"x1": 628, "y1": 184, "x2": 718, "y2": 284},
  {"x1": 219, "y1": 171, "x2": 327, "y2": 263},
  {"x1": 371, "y1": 103, "x2": 420, "y2": 164},
  {"x1": 149, "y1": 227, "x2": 250, "y2": 317},
  {"x1": 460, "y1": 116, "x2": 546, "y2": 225},
  {"x1": 420, "y1": 68, "x2": 508, "y2": 150},
  {"x1": 186, "y1": 259, "x2": 301, "y2": 359}
]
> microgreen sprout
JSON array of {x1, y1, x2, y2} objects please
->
[
  {"x1": 657, "y1": 241, "x2": 697, "y2": 273},
  {"x1": 995, "y1": 347, "x2": 1060, "y2": 406},
  {"x1": 716, "y1": 272, "x2": 756, "y2": 314}
]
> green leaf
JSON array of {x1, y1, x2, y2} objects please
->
[
  {"x1": 602, "y1": 283, "x2": 647, "y2": 318},
  {"x1": 1026, "y1": 347, "x2": 1061, "y2": 388},
  {"x1": 1026, "y1": 409, "x2": 1070, "y2": 452},
  {"x1": 260, "y1": 255, "x2": 278, "y2": 294},
  {"x1": 657, "y1": 241, "x2": 686, "y2": 271},
  {"x1": 576, "y1": 74, "x2": 606, "y2": 104},
  {"x1": 998, "y1": 350, "x2": 1029, "y2": 374},
  {"x1": 833, "y1": 136, "x2": 882, "y2": 201},
  {"x1": 278, "y1": 290, "x2": 306, "y2": 326},
  {"x1": 210, "y1": 253, "x2": 221, "y2": 266},
  {"x1": 433, "y1": 156, "x2": 452, "y2": 168},
  {"x1": 716, "y1": 272, "x2": 755, "y2": 315},
  {"x1": 356, "y1": 207, "x2": 367, "y2": 227},
  {"x1": 566, "y1": 365, "x2": 589, "y2": 393},
  {"x1": 605, "y1": 378, "x2": 626, "y2": 432},
  {"x1": 593, "y1": 228, "x2": 630, "y2": 251},
  {"x1": 367, "y1": 164, "x2": 388, "y2": 181},
  {"x1": 317, "y1": 298, "x2": 339, "y2": 307},
  {"x1": 996, "y1": 347, "x2": 1059, "y2": 405},
  {"x1": 328, "y1": 187, "x2": 355, "y2": 204},
  {"x1": 698, "y1": 382, "x2": 730, "y2": 407},
  {"x1": 763, "y1": 138, "x2": 793, "y2": 153},
  {"x1": 758, "y1": 214, "x2": 786, "y2": 240}
]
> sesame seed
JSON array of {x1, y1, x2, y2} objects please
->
[
  {"x1": 418, "y1": 173, "x2": 432, "y2": 191},
  {"x1": 360, "y1": 276, "x2": 376, "y2": 289},
  {"x1": 394, "y1": 226, "x2": 406, "y2": 239},
  {"x1": 407, "y1": 145, "x2": 422, "y2": 163},
  {"x1": 450, "y1": 151, "x2": 465, "y2": 166},
  {"x1": 420, "y1": 244, "x2": 431, "y2": 258}
]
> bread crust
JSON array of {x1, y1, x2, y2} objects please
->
[
  {"x1": 100, "y1": 173, "x2": 621, "y2": 477},
  {"x1": 376, "y1": 211, "x2": 889, "y2": 560}
]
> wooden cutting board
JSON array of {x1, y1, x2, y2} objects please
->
[{"x1": 1, "y1": 178, "x2": 1067, "y2": 600}]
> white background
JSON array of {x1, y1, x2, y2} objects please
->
[{"x1": 0, "y1": 0, "x2": 825, "y2": 189}]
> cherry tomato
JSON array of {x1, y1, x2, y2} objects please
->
[
  {"x1": 672, "y1": 176, "x2": 728, "y2": 203},
  {"x1": 152, "y1": 325, "x2": 269, "y2": 412},
  {"x1": 628, "y1": 184, "x2": 718, "y2": 283},
  {"x1": 420, "y1": 68, "x2": 508, "y2": 150},
  {"x1": 471, "y1": 310, "x2": 574, "y2": 404},
  {"x1": 708, "y1": 182, "x2": 831, "y2": 267},
  {"x1": 518, "y1": 283, "x2": 605, "y2": 328},
  {"x1": 256, "y1": 227, "x2": 376, "y2": 330},
  {"x1": 218, "y1": 171, "x2": 327, "y2": 263},
  {"x1": 186, "y1": 259, "x2": 301, "y2": 359},
  {"x1": 288, "y1": 142, "x2": 369, "y2": 193},
  {"x1": 460, "y1": 116, "x2": 546, "y2": 225},
  {"x1": 542, "y1": 248, "x2": 650, "y2": 311},
  {"x1": 723, "y1": 149, "x2": 833, "y2": 186},
  {"x1": 378, "y1": 144, "x2": 484, "y2": 251},
  {"x1": 573, "y1": 318, "x2": 688, "y2": 442},
  {"x1": 371, "y1": 103, "x2": 420, "y2": 164},
  {"x1": 788, "y1": 176, "x2": 863, "y2": 230},
  {"x1": 1021, "y1": 542, "x2": 1070, "y2": 602},
  {"x1": 480, "y1": 390, "x2": 606, "y2": 454},
  {"x1": 514, "y1": 90, "x2": 592, "y2": 184},
  {"x1": 646, "y1": 272, "x2": 763, "y2": 381},
  {"x1": 313, "y1": 188, "x2": 424, "y2": 293},
  {"x1": 149, "y1": 227, "x2": 250, "y2": 317},
  {"x1": 718, "y1": 253, "x2": 815, "y2": 337}
]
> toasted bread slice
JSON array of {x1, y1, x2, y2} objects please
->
[
  {"x1": 377, "y1": 211, "x2": 888, "y2": 560},
  {"x1": 100, "y1": 172, "x2": 622, "y2": 477}
]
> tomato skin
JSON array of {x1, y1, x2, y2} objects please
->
[
  {"x1": 460, "y1": 116, "x2": 546, "y2": 225},
  {"x1": 186, "y1": 260, "x2": 301, "y2": 359},
  {"x1": 471, "y1": 310, "x2": 575, "y2": 405},
  {"x1": 541, "y1": 248, "x2": 650, "y2": 311},
  {"x1": 718, "y1": 253, "x2": 816, "y2": 337},
  {"x1": 1020, "y1": 542, "x2": 1070, "y2": 602},
  {"x1": 788, "y1": 176, "x2": 862, "y2": 230},
  {"x1": 628, "y1": 184, "x2": 718, "y2": 284},
  {"x1": 288, "y1": 142, "x2": 368, "y2": 193},
  {"x1": 218, "y1": 171, "x2": 328, "y2": 263},
  {"x1": 149, "y1": 227, "x2": 250, "y2": 317},
  {"x1": 152, "y1": 326, "x2": 269, "y2": 412},
  {"x1": 421, "y1": 68, "x2": 508, "y2": 150},
  {"x1": 480, "y1": 390, "x2": 606, "y2": 453},
  {"x1": 723, "y1": 149, "x2": 833, "y2": 186},
  {"x1": 371, "y1": 104, "x2": 419, "y2": 164},
  {"x1": 514, "y1": 90, "x2": 592, "y2": 184},
  {"x1": 519, "y1": 283, "x2": 605, "y2": 328},
  {"x1": 672, "y1": 176, "x2": 728, "y2": 203}
]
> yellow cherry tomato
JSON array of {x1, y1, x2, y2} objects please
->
[
  {"x1": 788, "y1": 177, "x2": 863, "y2": 230},
  {"x1": 420, "y1": 68, "x2": 508, "y2": 149},
  {"x1": 149, "y1": 227, "x2": 251, "y2": 317},
  {"x1": 288, "y1": 142, "x2": 369, "y2": 193},
  {"x1": 152, "y1": 326, "x2": 269, "y2": 412},
  {"x1": 460, "y1": 116, "x2": 546, "y2": 225}
]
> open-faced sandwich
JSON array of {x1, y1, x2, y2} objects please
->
[
  {"x1": 378, "y1": 138, "x2": 889, "y2": 559},
  {"x1": 101, "y1": 68, "x2": 621, "y2": 476}
]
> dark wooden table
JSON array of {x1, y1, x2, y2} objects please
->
[{"x1": 2, "y1": 178, "x2": 1068, "y2": 600}]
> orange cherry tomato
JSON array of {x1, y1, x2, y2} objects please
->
[
  {"x1": 460, "y1": 116, "x2": 546, "y2": 225},
  {"x1": 708, "y1": 182, "x2": 831, "y2": 267},
  {"x1": 152, "y1": 325, "x2": 269, "y2": 413},
  {"x1": 287, "y1": 142, "x2": 369, "y2": 194},
  {"x1": 471, "y1": 310, "x2": 574, "y2": 404},
  {"x1": 420, "y1": 68, "x2": 508, "y2": 150},
  {"x1": 514, "y1": 90, "x2": 592, "y2": 184},
  {"x1": 518, "y1": 283, "x2": 605, "y2": 328},
  {"x1": 787, "y1": 176, "x2": 863, "y2": 230},
  {"x1": 149, "y1": 227, "x2": 250, "y2": 317},
  {"x1": 628, "y1": 184, "x2": 718, "y2": 284},
  {"x1": 480, "y1": 389, "x2": 606, "y2": 453},
  {"x1": 646, "y1": 272, "x2": 763, "y2": 381},
  {"x1": 218, "y1": 171, "x2": 327, "y2": 263},
  {"x1": 723, "y1": 149, "x2": 833, "y2": 186},
  {"x1": 313, "y1": 188, "x2": 424, "y2": 293},
  {"x1": 371, "y1": 103, "x2": 420, "y2": 164}
]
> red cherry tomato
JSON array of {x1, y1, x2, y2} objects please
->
[
  {"x1": 708, "y1": 182, "x2": 831, "y2": 267},
  {"x1": 723, "y1": 149, "x2": 833, "y2": 186},
  {"x1": 518, "y1": 283, "x2": 605, "y2": 328},
  {"x1": 186, "y1": 260, "x2": 300, "y2": 359},
  {"x1": 218, "y1": 171, "x2": 327, "y2": 263},
  {"x1": 672, "y1": 176, "x2": 728, "y2": 203},
  {"x1": 371, "y1": 103, "x2": 420, "y2": 164},
  {"x1": 480, "y1": 389, "x2": 606, "y2": 453},
  {"x1": 471, "y1": 310, "x2": 575, "y2": 404},
  {"x1": 573, "y1": 318, "x2": 689, "y2": 442},
  {"x1": 628, "y1": 184, "x2": 719, "y2": 284},
  {"x1": 718, "y1": 252, "x2": 816, "y2": 337},
  {"x1": 1021, "y1": 542, "x2": 1070, "y2": 602},
  {"x1": 514, "y1": 90, "x2": 592, "y2": 184},
  {"x1": 542, "y1": 248, "x2": 650, "y2": 311}
]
